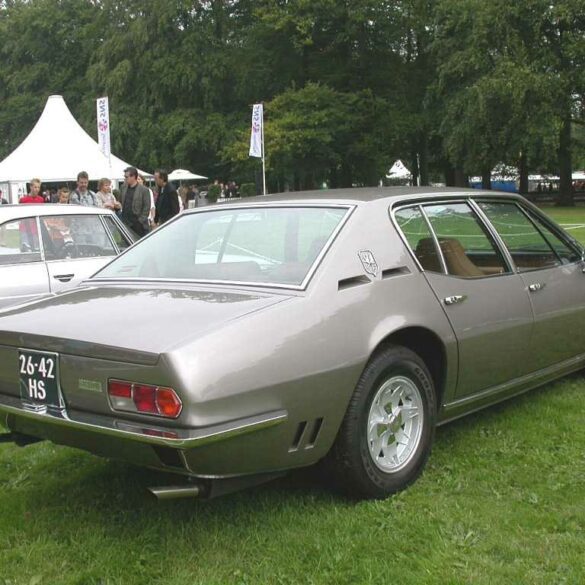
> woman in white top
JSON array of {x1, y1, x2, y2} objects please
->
[{"x1": 96, "y1": 178, "x2": 121, "y2": 211}]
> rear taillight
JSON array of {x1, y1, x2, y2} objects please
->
[{"x1": 107, "y1": 380, "x2": 182, "y2": 419}]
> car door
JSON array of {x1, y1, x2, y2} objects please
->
[
  {"x1": 395, "y1": 202, "x2": 534, "y2": 398},
  {"x1": 0, "y1": 216, "x2": 50, "y2": 308},
  {"x1": 477, "y1": 201, "x2": 585, "y2": 370},
  {"x1": 40, "y1": 214, "x2": 119, "y2": 293}
]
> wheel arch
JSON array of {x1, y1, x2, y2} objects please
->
[{"x1": 372, "y1": 326, "x2": 447, "y2": 407}]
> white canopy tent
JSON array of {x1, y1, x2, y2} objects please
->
[
  {"x1": 0, "y1": 95, "x2": 148, "y2": 203},
  {"x1": 168, "y1": 168, "x2": 207, "y2": 182},
  {"x1": 386, "y1": 159, "x2": 412, "y2": 180}
]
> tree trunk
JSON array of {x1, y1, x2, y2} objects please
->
[
  {"x1": 329, "y1": 166, "x2": 339, "y2": 189},
  {"x1": 339, "y1": 163, "x2": 352, "y2": 188},
  {"x1": 481, "y1": 168, "x2": 491, "y2": 190},
  {"x1": 454, "y1": 167, "x2": 468, "y2": 188},
  {"x1": 518, "y1": 151, "x2": 528, "y2": 196},
  {"x1": 444, "y1": 163, "x2": 455, "y2": 186},
  {"x1": 419, "y1": 137, "x2": 429, "y2": 186},
  {"x1": 411, "y1": 152, "x2": 420, "y2": 186},
  {"x1": 557, "y1": 114, "x2": 573, "y2": 206}
]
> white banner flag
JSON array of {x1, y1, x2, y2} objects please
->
[
  {"x1": 249, "y1": 103, "x2": 263, "y2": 158},
  {"x1": 96, "y1": 96, "x2": 111, "y2": 159}
]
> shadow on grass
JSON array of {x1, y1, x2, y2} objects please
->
[
  {"x1": 435, "y1": 369, "x2": 584, "y2": 438},
  {"x1": 4, "y1": 370, "x2": 582, "y2": 532}
]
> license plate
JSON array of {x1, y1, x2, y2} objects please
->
[{"x1": 19, "y1": 349, "x2": 64, "y2": 410}]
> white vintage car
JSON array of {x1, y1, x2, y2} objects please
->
[{"x1": 0, "y1": 204, "x2": 134, "y2": 309}]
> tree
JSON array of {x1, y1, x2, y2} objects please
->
[
  {"x1": 432, "y1": 0, "x2": 585, "y2": 199},
  {"x1": 0, "y1": 0, "x2": 100, "y2": 160}
]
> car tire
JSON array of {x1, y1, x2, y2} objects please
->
[{"x1": 330, "y1": 345, "x2": 436, "y2": 499}]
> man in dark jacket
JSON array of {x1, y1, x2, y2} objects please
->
[
  {"x1": 154, "y1": 169, "x2": 180, "y2": 225},
  {"x1": 119, "y1": 167, "x2": 151, "y2": 237}
]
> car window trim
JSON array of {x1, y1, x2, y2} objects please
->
[
  {"x1": 101, "y1": 214, "x2": 135, "y2": 253},
  {"x1": 475, "y1": 199, "x2": 564, "y2": 273},
  {"x1": 0, "y1": 215, "x2": 45, "y2": 266},
  {"x1": 41, "y1": 212, "x2": 119, "y2": 260},
  {"x1": 513, "y1": 202, "x2": 563, "y2": 267},
  {"x1": 393, "y1": 199, "x2": 515, "y2": 280},
  {"x1": 467, "y1": 199, "x2": 516, "y2": 273},
  {"x1": 99, "y1": 214, "x2": 122, "y2": 254},
  {"x1": 91, "y1": 203, "x2": 356, "y2": 291},
  {"x1": 423, "y1": 200, "x2": 514, "y2": 279},
  {"x1": 419, "y1": 205, "x2": 449, "y2": 274},
  {"x1": 388, "y1": 201, "x2": 447, "y2": 275},
  {"x1": 519, "y1": 203, "x2": 582, "y2": 265}
]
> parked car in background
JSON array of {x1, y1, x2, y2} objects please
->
[
  {"x1": 0, "y1": 204, "x2": 134, "y2": 309},
  {"x1": 0, "y1": 188, "x2": 583, "y2": 500}
]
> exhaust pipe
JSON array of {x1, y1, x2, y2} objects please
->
[{"x1": 148, "y1": 484, "x2": 202, "y2": 500}]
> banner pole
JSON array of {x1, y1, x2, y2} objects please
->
[{"x1": 261, "y1": 104, "x2": 266, "y2": 195}]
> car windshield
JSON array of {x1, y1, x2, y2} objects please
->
[{"x1": 93, "y1": 206, "x2": 350, "y2": 287}]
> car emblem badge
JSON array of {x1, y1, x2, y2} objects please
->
[
  {"x1": 358, "y1": 250, "x2": 379, "y2": 277},
  {"x1": 78, "y1": 379, "x2": 103, "y2": 393}
]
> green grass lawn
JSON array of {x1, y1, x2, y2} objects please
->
[
  {"x1": 0, "y1": 207, "x2": 584, "y2": 585},
  {"x1": 543, "y1": 206, "x2": 585, "y2": 244}
]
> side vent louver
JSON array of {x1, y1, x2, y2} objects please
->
[
  {"x1": 306, "y1": 417, "x2": 323, "y2": 448},
  {"x1": 289, "y1": 418, "x2": 324, "y2": 452},
  {"x1": 289, "y1": 421, "x2": 307, "y2": 452},
  {"x1": 338, "y1": 275, "x2": 371, "y2": 291},
  {"x1": 381, "y1": 266, "x2": 410, "y2": 279}
]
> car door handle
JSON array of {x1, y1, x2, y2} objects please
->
[
  {"x1": 444, "y1": 295, "x2": 466, "y2": 305},
  {"x1": 53, "y1": 273, "x2": 74, "y2": 283},
  {"x1": 528, "y1": 283, "x2": 545, "y2": 292}
]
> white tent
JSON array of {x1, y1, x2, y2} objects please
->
[
  {"x1": 168, "y1": 168, "x2": 207, "y2": 181},
  {"x1": 0, "y1": 95, "x2": 147, "y2": 202},
  {"x1": 386, "y1": 159, "x2": 412, "y2": 180}
]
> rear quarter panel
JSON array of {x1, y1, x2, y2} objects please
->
[{"x1": 168, "y1": 201, "x2": 457, "y2": 469}]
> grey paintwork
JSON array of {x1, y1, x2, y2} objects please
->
[
  {"x1": 0, "y1": 188, "x2": 583, "y2": 481},
  {"x1": 0, "y1": 204, "x2": 134, "y2": 310}
]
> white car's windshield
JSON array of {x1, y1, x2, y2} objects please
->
[{"x1": 93, "y1": 206, "x2": 350, "y2": 287}]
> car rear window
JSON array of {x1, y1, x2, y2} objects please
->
[{"x1": 93, "y1": 206, "x2": 350, "y2": 287}]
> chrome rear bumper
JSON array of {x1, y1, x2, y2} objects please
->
[{"x1": 0, "y1": 392, "x2": 287, "y2": 450}]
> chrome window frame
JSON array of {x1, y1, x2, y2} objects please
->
[
  {"x1": 0, "y1": 215, "x2": 45, "y2": 267},
  {"x1": 39, "y1": 213, "x2": 119, "y2": 264},
  {"x1": 99, "y1": 214, "x2": 135, "y2": 254},
  {"x1": 391, "y1": 197, "x2": 515, "y2": 279},
  {"x1": 474, "y1": 199, "x2": 581, "y2": 274},
  {"x1": 91, "y1": 203, "x2": 356, "y2": 292}
]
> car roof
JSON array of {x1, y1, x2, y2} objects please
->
[
  {"x1": 198, "y1": 186, "x2": 523, "y2": 209},
  {"x1": 0, "y1": 204, "x2": 116, "y2": 222}
]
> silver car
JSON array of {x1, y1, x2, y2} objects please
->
[
  {"x1": 0, "y1": 204, "x2": 134, "y2": 309},
  {"x1": 0, "y1": 188, "x2": 583, "y2": 500}
]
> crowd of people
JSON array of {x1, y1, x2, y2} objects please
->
[{"x1": 0, "y1": 168, "x2": 213, "y2": 238}]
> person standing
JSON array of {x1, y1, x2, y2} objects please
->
[
  {"x1": 57, "y1": 187, "x2": 70, "y2": 204},
  {"x1": 70, "y1": 171, "x2": 98, "y2": 206},
  {"x1": 19, "y1": 178, "x2": 45, "y2": 204},
  {"x1": 96, "y1": 178, "x2": 122, "y2": 212},
  {"x1": 119, "y1": 167, "x2": 151, "y2": 237},
  {"x1": 154, "y1": 169, "x2": 180, "y2": 225},
  {"x1": 136, "y1": 174, "x2": 156, "y2": 230}
]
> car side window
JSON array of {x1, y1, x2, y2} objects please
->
[
  {"x1": 0, "y1": 218, "x2": 42, "y2": 265},
  {"x1": 394, "y1": 206, "x2": 443, "y2": 272},
  {"x1": 524, "y1": 209, "x2": 581, "y2": 265},
  {"x1": 423, "y1": 203, "x2": 509, "y2": 278},
  {"x1": 103, "y1": 216, "x2": 132, "y2": 251},
  {"x1": 41, "y1": 215, "x2": 116, "y2": 260},
  {"x1": 477, "y1": 202, "x2": 576, "y2": 271}
]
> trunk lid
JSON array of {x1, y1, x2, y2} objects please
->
[{"x1": 0, "y1": 283, "x2": 291, "y2": 364}]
